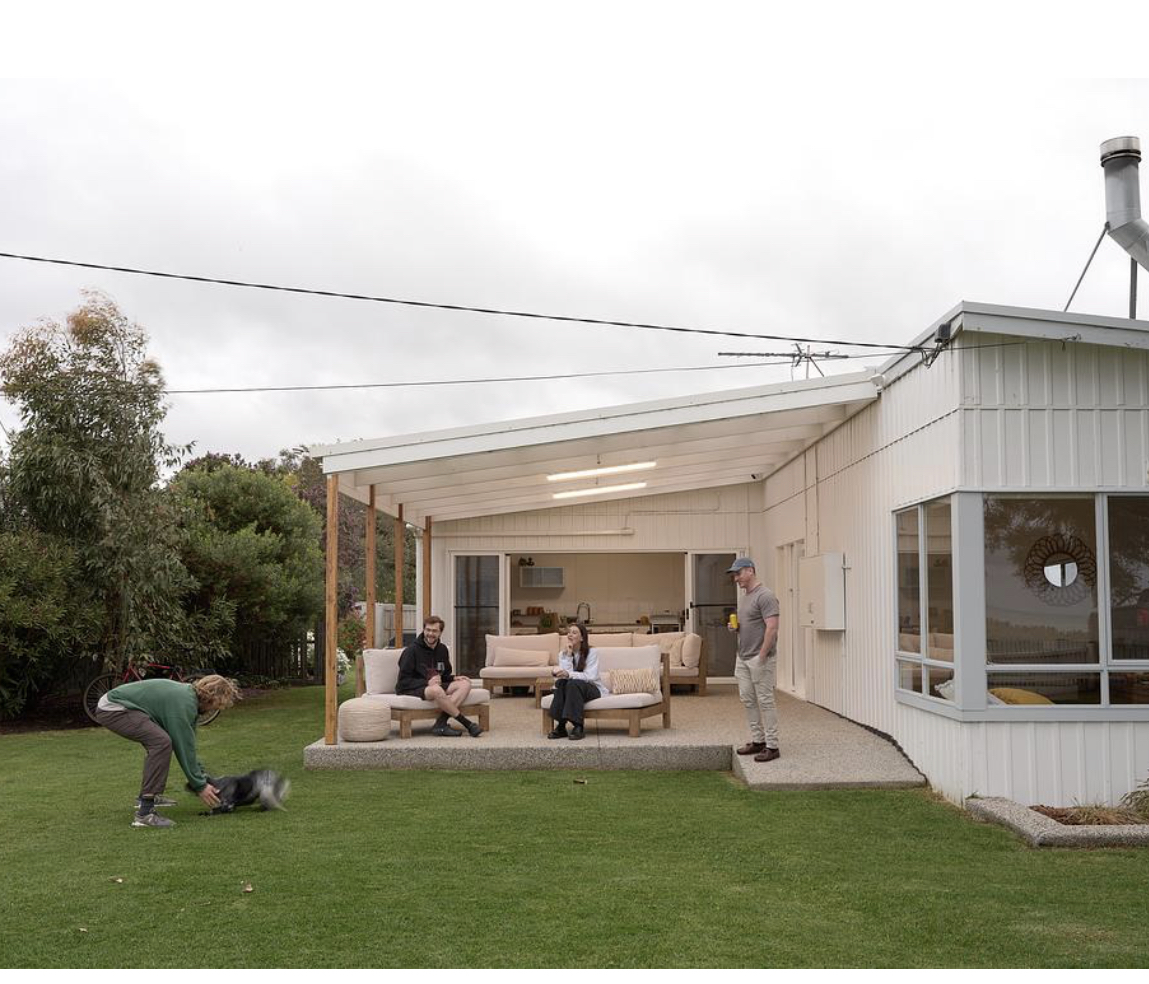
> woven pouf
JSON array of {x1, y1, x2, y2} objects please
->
[{"x1": 338, "y1": 696, "x2": 391, "y2": 742}]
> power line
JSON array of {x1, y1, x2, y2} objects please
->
[
  {"x1": 168, "y1": 358, "x2": 800, "y2": 395},
  {"x1": 0, "y1": 250, "x2": 926, "y2": 353}
]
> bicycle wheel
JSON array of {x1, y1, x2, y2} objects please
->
[
  {"x1": 83, "y1": 673, "x2": 121, "y2": 724},
  {"x1": 183, "y1": 670, "x2": 222, "y2": 726}
]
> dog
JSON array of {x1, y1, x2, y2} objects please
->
[{"x1": 193, "y1": 769, "x2": 291, "y2": 815}]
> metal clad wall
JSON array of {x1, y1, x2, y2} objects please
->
[{"x1": 760, "y1": 351, "x2": 961, "y2": 741}]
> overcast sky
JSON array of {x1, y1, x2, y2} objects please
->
[{"x1": 3, "y1": 6, "x2": 1149, "y2": 464}]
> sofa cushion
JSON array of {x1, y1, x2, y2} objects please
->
[
  {"x1": 588, "y1": 632, "x2": 634, "y2": 648},
  {"x1": 479, "y1": 666, "x2": 553, "y2": 679},
  {"x1": 595, "y1": 645, "x2": 661, "y2": 675},
  {"x1": 669, "y1": 665, "x2": 701, "y2": 677},
  {"x1": 362, "y1": 648, "x2": 404, "y2": 694},
  {"x1": 492, "y1": 646, "x2": 551, "y2": 667},
  {"x1": 605, "y1": 666, "x2": 659, "y2": 695},
  {"x1": 388, "y1": 689, "x2": 490, "y2": 710},
  {"x1": 485, "y1": 633, "x2": 562, "y2": 666},
  {"x1": 541, "y1": 691, "x2": 660, "y2": 711}
]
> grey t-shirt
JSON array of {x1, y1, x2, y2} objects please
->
[{"x1": 737, "y1": 583, "x2": 780, "y2": 660}]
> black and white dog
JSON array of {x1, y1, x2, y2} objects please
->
[{"x1": 194, "y1": 769, "x2": 291, "y2": 815}]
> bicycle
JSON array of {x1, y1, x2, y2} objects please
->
[{"x1": 83, "y1": 659, "x2": 221, "y2": 726}]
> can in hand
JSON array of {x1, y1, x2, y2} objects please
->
[{"x1": 728, "y1": 613, "x2": 738, "y2": 630}]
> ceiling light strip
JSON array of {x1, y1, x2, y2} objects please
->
[
  {"x1": 546, "y1": 461, "x2": 657, "y2": 482},
  {"x1": 552, "y1": 482, "x2": 648, "y2": 500}
]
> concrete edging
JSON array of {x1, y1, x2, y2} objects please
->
[{"x1": 965, "y1": 796, "x2": 1149, "y2": 847}]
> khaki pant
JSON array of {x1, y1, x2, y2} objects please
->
[
  {"x1": 96, "y1": 706, "x2": 172, "y2": 798},
  {"x1": 735, "y1": 654, "x2": 778, "y2": 749}
]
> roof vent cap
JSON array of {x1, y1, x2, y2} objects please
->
[{"x1": 1101, "y1": 135, "x2": 1141, "y2": 165}]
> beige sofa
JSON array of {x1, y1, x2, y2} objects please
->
[
  {"x1": 539, "y1": 645, "x2": 671, "y2": 737},
  {"x1": 479, "y1": 630, "x2": 706, "y2": 696},
  {"x1": 357, "y1": 648, "x2": 491, "y2": 738}
]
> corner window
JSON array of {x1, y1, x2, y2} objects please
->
[{"x1": 895, "y1": 497, "x2": 952, "y2": 700}]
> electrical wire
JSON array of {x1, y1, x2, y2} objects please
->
[
  {"x1": 0, "y1": 250, "x2": 927, "y2": 353},
  {"x1": 165, "y1": 351, "x2": 902, "y2": 395}
]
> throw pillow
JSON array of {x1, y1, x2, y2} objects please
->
[
  {"x1": 492, "y1": 647, "x2": 551, "y2": 667},
  {"x1": 669, "y1": 637, "x2": 686, "y2": 667},
  {"x1": 605, "y1": 666, "x2": 659, "y2": 695},
  {"x1": 988, "y1": 687, "x2": 1054, "y2": 705}
]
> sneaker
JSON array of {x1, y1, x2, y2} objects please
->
[
  {"x1": 737, "y1": 742, "x2": 767, "y2": 755},
  {"x1": 131, "y1": 811, "x2": 176, "y2": 828},
  {"x1": 431, "y1": 723, "x2": 461, "y2": 737},
  {"x1": 547, "y1": 727, "x2": 568, "y2": 740},
  {"x1": 753, "y1": 747, "x2": 781, "y2": 763},
  {"x1": 569, "y1": 725, "x2": 586, "y2": 741},
  {"x1": 465, "y1": 721, "x2": 483, "y2": 737}
]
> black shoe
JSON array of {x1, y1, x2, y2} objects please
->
[
  {"x1": 754, "y1": 747, "x2": 781, "y2": 763},
  {"x1": 465, "y1": 720, "x2": 483, "y2": 737},
  {"x1": 431, "y1": 723, "x2": 461, "y2": 737},
  {"x1": 547, "y1": 727, "x2": 568, "y2": 740},
  {"x1": 569, "y1": 725, "x2": 585, "y2": 741}
]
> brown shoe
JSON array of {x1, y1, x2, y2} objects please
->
[
  {"x1": 737, "y1": 742, "x2": 767, "y2": 755},
  {"x1": 754, "y1": 747, "x2": 781, "y2": 763}
]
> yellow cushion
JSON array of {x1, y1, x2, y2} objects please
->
[
  {"x1": 989, "y1": 687, "x2": 1054, "y2": 705},
  {"x1": 605, "y1": 667, "x2": 659, "y2": 695}
]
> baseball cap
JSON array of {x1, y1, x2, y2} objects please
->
[{"x1": 726, "y1": 557, "x2": 756, "y2": 573}]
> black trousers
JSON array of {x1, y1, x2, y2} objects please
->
[{"x1": 549, "y1": 679, "x2": 600, "y2": 725}]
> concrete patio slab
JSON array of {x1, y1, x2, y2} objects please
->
[{"x1": 305, "y1": 685, "x2": 925, "y2": 791}]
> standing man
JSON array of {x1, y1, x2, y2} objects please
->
[
  {"x1": 397, "y1": 615, "x2": 483, "y2": 737},
  {"x1": 727, "y1": 557, "x2": 782, "y2": 762}
]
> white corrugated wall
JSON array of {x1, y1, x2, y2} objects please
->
[{"x1": 757, "y1": 335, "x2": 1149, "y2": 805}]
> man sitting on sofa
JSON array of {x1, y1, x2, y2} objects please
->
[{"x1": 396, "y1": 615, "x2": 483, "y2": 737}]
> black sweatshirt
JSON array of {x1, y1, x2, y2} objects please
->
[{"x1": 397, "y1": 633, "x2": 455, "y2": 693}]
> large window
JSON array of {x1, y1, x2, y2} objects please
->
[{"x1": 895, "y1": 496, "x2": 953, "y2": 701}]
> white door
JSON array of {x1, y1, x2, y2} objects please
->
[{"x1": 776, "y1": 541, "x2": 807, "y2": 698}]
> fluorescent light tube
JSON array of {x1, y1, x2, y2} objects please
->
[
  {"x1": 552, "y1": 482, "x2": 648, "y2": 500},
  {"x1": 547, "y1": 461, "x2": 656, "y2": 482}
]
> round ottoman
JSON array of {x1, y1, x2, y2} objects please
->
[{"x1": 338, "y1": 696, "x2": 392, "y2": 742}]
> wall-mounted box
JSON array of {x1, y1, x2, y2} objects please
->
[
  {"x1": 798, "y1": 552, "x2": 845, "y2": 630},
  {"x1": 519, "y1": 566, "x2": 564, "y2": 588}
]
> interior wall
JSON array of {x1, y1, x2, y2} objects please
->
[{"x1": 509, "y1": 552, "x2": 685, "y2": 627}]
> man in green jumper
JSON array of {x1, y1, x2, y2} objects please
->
[{"x1": 94, "y1": 674, "x2": 240, "y2": 828}]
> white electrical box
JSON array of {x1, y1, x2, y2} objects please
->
[{"x1": 798, "y1": 552, "x2": 845, "y2": 630}]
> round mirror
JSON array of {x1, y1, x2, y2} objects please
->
[{"x1": 1043, "y1": 556, "x2": 1079, "y2": 588}]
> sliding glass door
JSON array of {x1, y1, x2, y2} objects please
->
[{"x1": 452, "y1": 554, "x2": 503, "y2": 676}]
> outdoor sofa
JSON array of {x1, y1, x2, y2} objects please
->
[
  {"x1": 354, "y1": 647, "x2": 491, "y2": 738},
  {"x1": 539, "y1": 644, "x2": 671, "y2": 737},
  {"x1": 479, "y1": 629, "x2": 706, "y2": 696}
]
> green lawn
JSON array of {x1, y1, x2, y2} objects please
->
[{"x1": 1, "y1": 683, "x2": 1147, "y2": 968}]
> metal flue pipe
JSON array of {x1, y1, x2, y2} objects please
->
[{"x1": 1101, "y1": 136, "x2": 1149, "y2": 274}]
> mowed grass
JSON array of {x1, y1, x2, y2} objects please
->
[{"x1": 2, "y1": 682, "x2": 1148, "y2": 968}]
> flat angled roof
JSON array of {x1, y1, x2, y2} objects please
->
[
  {"x1": 312, "y1": 370, "x2": 879, "y2": 525},
  {"x1": 311, "y1": 300, "x2": 1149, "y2": 525}
]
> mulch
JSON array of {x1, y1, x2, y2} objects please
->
[{"x1": 1032, "y1": 805, "x2": 1149, "y2": 826}]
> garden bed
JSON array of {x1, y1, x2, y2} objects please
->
[
  {"x1": 1032, "y1": 805, "x2": 1149, "y2": 826},
  {"x1": 967, "y1": 797, "x2": 1149, "y2": 847}
]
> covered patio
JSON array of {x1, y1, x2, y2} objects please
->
[{"x1": 308, "y1": 370, "x2": 881, "y2": 748}]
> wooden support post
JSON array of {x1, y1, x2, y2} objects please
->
[
  {"x1": 393, "y1": 503, "x2": 404, "y2": 647},
  {"x1": 422, "y1": 515, "x2": 433, "y2": 622},
  {"x1": 324, "y1": 475, "x2": 339, "y2": 744},
  {"x1": 362, "y1": 486, "x2": 376, "y2": 698}
]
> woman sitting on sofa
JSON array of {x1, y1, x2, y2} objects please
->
[{"x1": 548, "y1": 622, "x2": 608, "y2": 741}]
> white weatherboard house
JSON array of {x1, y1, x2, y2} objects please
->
[
  {"x1": 313, "y1": 300, "x2": 1149, "y2": 807},
  {"x1": 314, "y1": 137, "x2": 1149, "y2": 805}
]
